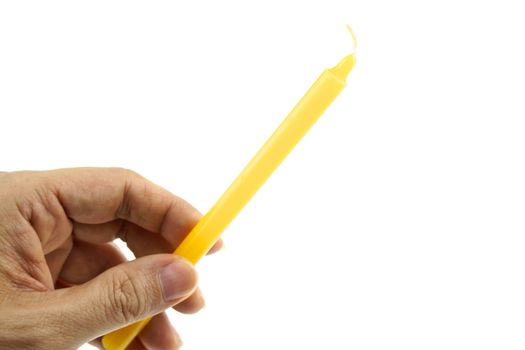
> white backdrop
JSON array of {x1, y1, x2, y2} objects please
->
[{"x1": 1, "y1": 1, "x2": 525, "y2": 349}]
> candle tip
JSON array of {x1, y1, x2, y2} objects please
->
[{"x1": 329, "y1": 54, "x2": 356, "y2": 82}]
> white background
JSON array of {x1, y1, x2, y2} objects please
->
[{"x1": 1, "y1": 1, "x2": 525, "y2": 349}]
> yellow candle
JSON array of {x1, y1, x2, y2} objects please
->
[{"x1": 102, "y1": 33, "x2": 356, "y2": 350}]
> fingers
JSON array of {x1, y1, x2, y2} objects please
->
[
  {"x1": 121, "y1": 221, "x2": 224, "y2": 258},
  {"x1": 63, "y1": 244, "x2": 185, "y2": 349},
  {"x1": 47, "y1": 168, "x2": 202, "y2": 248},
  {"x1": 73, "y1": 220, "x2": 216, "y2": 314},
  {"x1": 58, "y1": 240, "x2": 126, "y2": 286},
  {"x1": 73, "y1": 219, "x2": 224, "y2": 256},
  {"x1": 120, "y1": 313, "x2": 183, "y2": 350},
  {"x1": 53, "y1": 254, "x2": 197, "y2": 343},
  {"x1": 126, "y1": 338, "x2": 148, "y2": 350},
  {"x1": 175, "y1": 286, "x2": 205, "y2": 314},
  {"x1": 73, "y1": 220, "x2": 125, "y2": 244},
  {"x1": 207, "y1": 237, "x2": 224, "y2": 254},
  {"x1": 137, "y1": 312, "x2": 183, "y2": 350},
  {"x1": 60, "y1": 238, "x2": 207, "y2": 314},
  {"x1": 44, "y1": 236, "x2": 73, "y2": 284}
]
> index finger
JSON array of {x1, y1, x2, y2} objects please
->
[{"x1": 47, "y1": 167, "x2": 201, "y2": 247}]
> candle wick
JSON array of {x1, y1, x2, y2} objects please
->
[{"x1": 346, "y1": 24, "x2": 358, "y2": 53}]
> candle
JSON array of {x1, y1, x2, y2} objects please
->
[{"x1": 102, "y1": 29, "x2": 356, "y2": 350}]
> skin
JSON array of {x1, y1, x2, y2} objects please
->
[{"x1": 0, "y1": 168, "x2": 223, "y2": 350}]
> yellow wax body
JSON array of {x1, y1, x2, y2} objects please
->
[{"x1": 102, "y1": 53, "x2": 356, "y2": 350}]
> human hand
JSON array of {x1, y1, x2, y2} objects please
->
[{"x1": 0, "y1": 168, "x2": 222, "y2": 350}]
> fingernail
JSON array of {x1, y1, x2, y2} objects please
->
[{"x1": 160, "y1": 259, "x2": 197, "y2": 302}]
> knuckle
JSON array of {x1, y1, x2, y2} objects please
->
[
  {"x1": 106, "y1": 270, "x2": 147, "y2": 324},
  {"x1": 112, "y1": 167, "x2": 142, "y2": 179}
]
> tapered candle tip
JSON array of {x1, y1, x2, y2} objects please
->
[{"x1": 329, "y1": 54, "x2": 356, "y2": 81}]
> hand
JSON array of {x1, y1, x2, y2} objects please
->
[{"x1": 0, "y1": 168, "x2": 222, "y2": 350}]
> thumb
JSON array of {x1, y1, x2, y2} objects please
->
[{"x1": 57, "y1": 254, "x2": 197, "y2": 342}]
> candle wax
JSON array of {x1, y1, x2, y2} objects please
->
[{"x1": 102, "y1": 51, "x2": 356, "y2": 350}]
